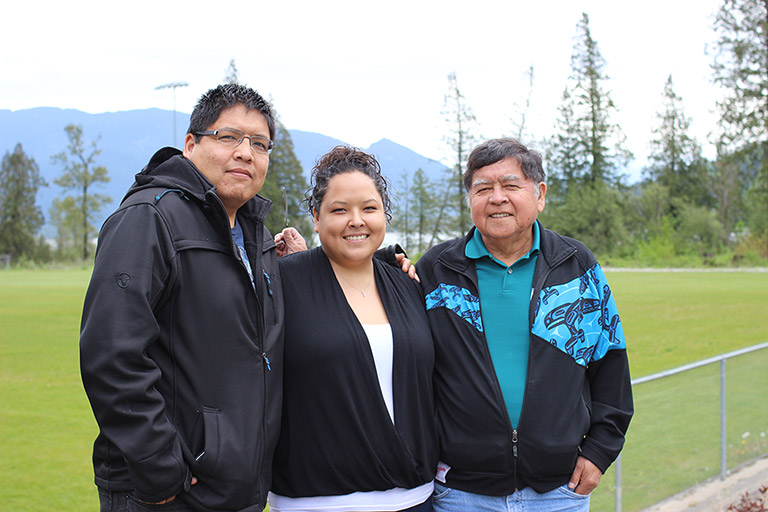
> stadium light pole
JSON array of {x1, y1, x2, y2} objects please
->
[{"x1": 155, "y1": 82, "x2": 189, "y2": 148}]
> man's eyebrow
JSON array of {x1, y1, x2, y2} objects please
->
[{"x1": 472, "y1": 174, "x2": 520, "y2": 187}]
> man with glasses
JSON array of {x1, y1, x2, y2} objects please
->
[{"x1": 80, "y1": 83, "x2": 301, "y2": 511}]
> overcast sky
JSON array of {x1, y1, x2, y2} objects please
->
[{"x1": 2, "y1": 0, "x2": 724, "y2": 181}]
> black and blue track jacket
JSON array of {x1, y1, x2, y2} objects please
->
[{"x1": 416, "y1": 221, "x2": 633, "y2": 496}]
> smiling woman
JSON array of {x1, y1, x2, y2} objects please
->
[{"x1": 269, "y1": 146, "x2": 437, "y2": 512}]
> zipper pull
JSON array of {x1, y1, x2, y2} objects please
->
[
  {"x1": 512, "y1": 429, "x2": 519, "y2": 457},
  {"x1": 263, "y1": 271, "x2": 273, "y2": 296},
  {"x1": 262, "y1": 352, "x2": 272, "y2": 371}
]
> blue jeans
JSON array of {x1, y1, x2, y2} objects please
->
[
  {"x1": 402, "y1": 497, "x2": 433, "y2": 511},
  {"x1": 98, "y1": 489, "x2": 196, "y2": 511},
  {"x1": 432, "y1": 483, "x2": 590, "y2": 512}
]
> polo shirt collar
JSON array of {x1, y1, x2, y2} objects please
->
[{"x1": 465, "y1": 222, "x2": 541, "y2": 262}]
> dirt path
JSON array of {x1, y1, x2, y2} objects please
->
[{"x1": 639, "y1": 456, "x2": 768, "y2": 512}]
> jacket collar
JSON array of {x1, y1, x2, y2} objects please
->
[{"x1": 126, "y1": 146, "x2": 273, "y2": 220}]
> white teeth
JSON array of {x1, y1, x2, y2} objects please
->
[{"x1": 345, "y1": 235, "x2": 367, "y2": 241}]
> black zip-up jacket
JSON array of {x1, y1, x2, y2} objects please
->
[
  {"x1": 416, "y1": 222, "x2": 633, "y2": 496},
  {"x1": 80, "y1": 147, "x2": 283, "y2": 511},
  {"x1": 271, "y1": 248, "x2": 437, "y2": 497}
]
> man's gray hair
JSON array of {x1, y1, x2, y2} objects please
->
[{"x1": 463, "y1": 138, "x2": 545, "y2": 192}]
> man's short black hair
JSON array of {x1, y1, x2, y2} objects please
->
[{"x1": 188, "y1": 83, "x2": 275, "y2": 142}]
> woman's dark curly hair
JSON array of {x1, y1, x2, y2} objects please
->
[{"x1": 307, "y1": 145, "x2": 392, "y2": 221}]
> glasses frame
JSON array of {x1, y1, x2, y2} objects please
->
[{"x1": 195, "y1": 128, "x2": 274, "y2": 155}]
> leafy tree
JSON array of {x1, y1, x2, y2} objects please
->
[
  {"x1": 710, "y1": 0, "x2": 767, "y2": 255},
  {"x1": 646, "y1": 75, "x2": 713, "y2": 208},
  {"x1": 260, "y1": 118, "x2": 313, "y2": 243},
  {"x1": 552, "y1": 12, "x2": 632, "y2": 186},
  {"x1": 539, "y1": 180, "x2": 629, "y2": 258},
  {"x1": 51, "y1": 124, "x2": 111, "y2": 260},
  {"x1": 0, "y1": 144, "x2": 47, "y2": 262},
  {"x1": 442, "y1": 72, "x2": 479, "y2": 234},
  {"x1": 674, "y1": 202, "x2": 725, "y2": 258},
  {"x1": 631, "y1": 182, "x2": 672, "y2": 240},
  {"x1": 224, "y1": 59, "x2": 239, "y2": 84}
]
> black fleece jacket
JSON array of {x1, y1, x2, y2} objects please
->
[{"x1": 80, "y1": 147, "x2": 283, "y2": 511}]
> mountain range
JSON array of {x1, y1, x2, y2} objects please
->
[{"x1": 0, "y1": 108, "x2": 448, "y2": 236}]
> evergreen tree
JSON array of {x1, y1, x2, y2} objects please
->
[
  {"x1": 711, "y1": 0, "x2": 767, "y2": 147},
  {"x1": 566, "y1": 12, "x2": 632, "y2": 185},
  {"x1": 510, "y1": 65, "x2": 536, "y2": 141},
  {"x1": 646, "y1": 75, "x2": 713, "y2": 208},
  {"x1": 391, "y1": 168, "x2": 438, "y2": 256},
  {"x1": 546, "y1": 86, "x2": 587, "y2": 202},
  {"x1": 711, "y1": 0, "x2": 767, "y2": 254},
  {"x1": 0, "y1": 144, "x2": 47, "y2": 262},
  {"x1": 442, "y1": 72, "x2": 479, "y2": 234},
  {"x1": 260, "y1": 118, "x2": 313, "y2": 243},
  {"x1": 543, "y1": 13, "x2": 632, "y2": 254},
  {"x1": 224, "y1": 59, "x2": 239, "y2": 84},
  {"x1": 51, "y1": 124, "x2": 111, "y2": 260}
]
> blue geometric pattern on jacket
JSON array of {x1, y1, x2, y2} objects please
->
[
  {"x1": 532, "y1": 263, "x2": 625, "y2": 366},
  {"x1": 426, "y1": 283, "x2": 483, "y2": 332}
]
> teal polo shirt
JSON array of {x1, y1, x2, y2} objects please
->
[{"x1": 465, "y1": 223, "x2": 540, "y2": 429}]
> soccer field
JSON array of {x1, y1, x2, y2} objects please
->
[{"x1": 1, "y1": 268, "x2": 766, "y2": 511}]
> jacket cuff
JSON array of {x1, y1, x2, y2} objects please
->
[
  {"x1": 374, "y1": 244, "x2": 406, "y2": 265},
  {"x1": 127, "y1": 438, "x2": 189, "y2": 503},
  {"x1": 579, "y1": 436, "x2": 621, "y2": 473}
]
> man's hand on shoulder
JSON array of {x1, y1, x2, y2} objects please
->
[
  {"x1": 395, "y1": 253, "x2": 420, "y2": 283},
  {"x1": 275, "y1": 227, "x2": 307, "y2": 257}
]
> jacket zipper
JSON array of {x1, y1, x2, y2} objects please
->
[
  {"x1": 263, "y1": 270, "x2": 277, "y2": 325},
  {"x1": 445, "y1": 253, "x2": 519, "y2": 476},
  {"x1": 212, "y1": 190, "x2": 269, "y2": 501},
  {"x1": 512, "y1": 429, "x2": 519, "y2": 492}
]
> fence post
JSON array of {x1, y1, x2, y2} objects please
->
[
  {"x1": 615, "y1": 453, "x2": 622, "y2": 512},
  {"x1": 720, "y1": 358, "x2": 727, "y2": 480}
]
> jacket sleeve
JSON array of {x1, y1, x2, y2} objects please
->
[
  {"x1": 374, "y1": 243, "x2": 406, "y2": 265},
  {"x1": 79, "y1": 203, "x2": 190, "y2": 502},
  {"x1": 580, "y1": 265, "x2": 634, "y2": 472}
]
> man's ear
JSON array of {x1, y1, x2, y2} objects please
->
[{"x1": 182, "y1": 133, "x2": 196, "y2": 159}]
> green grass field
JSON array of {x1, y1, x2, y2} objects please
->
[{"x1": 1, "y1": 269, "x2": 766, "y2": 511}]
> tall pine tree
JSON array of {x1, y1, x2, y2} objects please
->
[
  {"x1": 711, "y1": 0, "x2": 767, "y2": 253},
  {"x1": 260, "y1": 117, "x2": 313, "y2": 243},
  {"x1": 646, "y1": 75, "x2": 712, "y2": 209}
]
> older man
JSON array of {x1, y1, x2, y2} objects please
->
[
  {"x1": 417, "y1": 138, "x2": 633, "y2": 511},
  {"x1": 80, "y1": 84, "x2": 301, "y2": 511}
]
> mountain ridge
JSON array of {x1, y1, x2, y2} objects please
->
[{"x1": 1, "y1": 107, "x2": 448, "y2": 235}]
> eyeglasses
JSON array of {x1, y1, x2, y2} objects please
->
[{"x1": 195, "y1": 128, "x2": 274, "y2": 155}]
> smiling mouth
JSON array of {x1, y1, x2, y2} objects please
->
[
  {"x1": 490, "y1": 213, "x2": 512, "y2": 218},
  {"x1": 228, "y1": 169, "x2": 252, "y2": 178},
  {"x1": 344, "y1": 235, "x2": 368, "y2": 241}
]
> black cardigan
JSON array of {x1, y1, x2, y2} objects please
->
[{"x1": 271, "y1": 247, "x2": 437, "y2": 497}]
